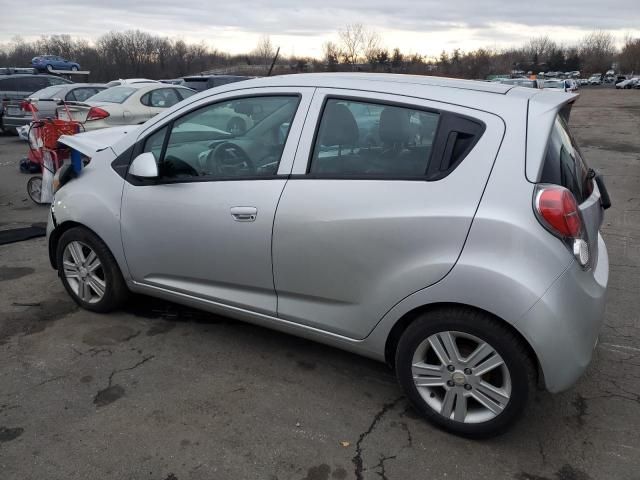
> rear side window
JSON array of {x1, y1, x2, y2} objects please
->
[
  {"x1": 541, "y1": 116, "x2": 593, "y2": 203},
  {"x1": 48, "y1": 77, "x2": 70, "y2": 86},
  {"x1": 67, "y1": 87, "x2": 101, "y2": 102},
  {"x1": 310, "y1": 99, "x2": 439, "y2": 177}
]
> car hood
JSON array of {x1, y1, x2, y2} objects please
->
[{"x1": 58, "y1": 125, "x2": 140, "y2": 156}]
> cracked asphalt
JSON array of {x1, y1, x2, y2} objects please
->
[{"x1": 1, "y1": 87, "x2": 639, "y2": 480}]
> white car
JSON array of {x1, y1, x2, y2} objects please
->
[
  {"x1": 543, "y1": 79, "x2": 571, "y2": 92},
  {"x1": 615, "y1": 78, "x2": 639, "y2": 89},
  {"x1": 58, "y1": 84, "x2": 196, "y2": 131},
  {"x1": 588, "y1": 75, "x2": 602, "y2": 85}
]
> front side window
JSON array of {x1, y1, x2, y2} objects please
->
[
  {"x1": 48, "y1": 77, "x2": 70, "y2": 86},
  {"x1": 143, "y1": 95, "x2": 299, "y2": 181},
  {"x1": 310, "y1": 99, "x2": 439, "y2": 177}
]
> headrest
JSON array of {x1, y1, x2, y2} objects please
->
[
  {"x1": 318, "y1": 102, "x2": 358, "y2": 146},
  {"x1": 379, "y1": 107, "x2": 410, "y2": 144}
]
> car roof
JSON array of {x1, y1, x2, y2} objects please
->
[
  {"x1": 241, "y1": 72, "x2": 514, "y2": 95},
  {"x1": 53, "y1": 83, "x2": 106, "y2": 89}
]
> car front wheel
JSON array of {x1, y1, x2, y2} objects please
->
[
  {"x1": 56, "y1": 227, "x2": 128, "y2": 313},
  {"x1": 395, "y1": 308, "x2": 535, "y2": 438}
]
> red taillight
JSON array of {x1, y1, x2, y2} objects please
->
[
  {"x1": 86, "y1": 107, "x2": 109, "y2": 121},
  {"x1": 21, "y1": 101, "x2": 37, "y2": 112},
  {"x1": 535, "y1": 185, "x2": 583, "y2": 238}
]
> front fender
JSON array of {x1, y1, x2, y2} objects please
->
[{"x1": 49, "y1": 151, "x2": 129, "y2": 280}]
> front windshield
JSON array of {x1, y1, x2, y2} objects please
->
[{"x1": 88, "y1": 86, "x2": 136, "y2": 103}]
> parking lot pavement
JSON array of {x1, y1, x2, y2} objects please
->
[{"x1": 0, "y1": 88, "x2": 639, "y2": 480}]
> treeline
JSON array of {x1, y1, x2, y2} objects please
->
[
  {"x1": 1, "y1": 27, "x2": 639, "y2": 82},
  {"x1": 324, "y1": 26, "x2": 640, "y2": 77}
]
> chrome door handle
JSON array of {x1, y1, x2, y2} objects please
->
[{"x1": 230, "y1": 206, "x2": 257, "y2": 222}]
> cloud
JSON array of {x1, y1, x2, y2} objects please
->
[{"x1": 1, "y1": 0, "x2": 638, "y2": 55}]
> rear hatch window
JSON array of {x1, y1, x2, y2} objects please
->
[
  {"x1": 540, "y1": 115, "x2": 593, "y2": 203},
  {"x1": 540, "y1": 114, "x2": 603, "y2": 266}
]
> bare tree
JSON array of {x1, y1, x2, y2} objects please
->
[
  {"x1": 323, "y1": 41, "x2": 341, "y2": 71},
  {"x1": 523, "y1": 36, "x2": 557, "y2": 66},
  {"x1": 253, "y1": 35, "x2": 275, "y2": 69},
  {"x1": 362, "y1": 28, "x2": 382, "y2": 66},
  {"x1": 580, "y1": 31, "x2": 616, "y2": 74},
  {"x1": 338, "y1": 23, "x2": 364, "y2": 64},
  {"x1": 619, "y1": 35, "x2": 640, "y2": 73}
]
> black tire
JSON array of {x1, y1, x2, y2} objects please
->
[
  {"x1": 395, "y1": 307, "x2": 535, "y2": 438},
  {"x1": 56, "y1": 227, "x2": 128, "y2": 313},
  {"x1": 46, "y1": 64, "x2": 53, "y2": 72},
  {"x1": 71, "y1": 66, "x2": 79, "y2": 71}
]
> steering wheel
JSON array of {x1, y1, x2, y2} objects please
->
[
  {"x1": 160, "y1": 155, "x2": 199, "y2": 178},
  {"x1": 206, "y1": 142, "x2": 254, "y2": 177}
]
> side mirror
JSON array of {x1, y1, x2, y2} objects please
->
[{"x1": 129, "y1": 152, "x2": 158, "y2": 178}]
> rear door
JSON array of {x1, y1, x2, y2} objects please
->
[{"x1": 272, "y1": 89, "x2": 505, "y2": 339}]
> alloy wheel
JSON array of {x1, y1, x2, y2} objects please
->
[
  {"x1": 411, "y1": 331, "x2": 512, "y2": 424},
  {"x1": 62, "y1": 241, "x2": 106, "y2": 304}
]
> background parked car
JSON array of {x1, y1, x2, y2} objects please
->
[
  {"x1": 543, "y1": 79, "x2": 571, "y2": 92},
  {"x1": 588, "y1": 74, "x2": 602, "y2": 85},
  {"x1": 58, "y1": 83, "x2": 196, "y2": 130},
  {"x1": 4, "y1": 83, "x2": 106, "y2": 132},
  {"x1": 32, "y1": 55, "x2": 81, "y2": 72},
  {"x1": 0, "y1": 74, "x2": 72, "y2": 133},
  {"x1": 181, "y1": 75, "x2": 253, "y2": 92},
  {"x1": 615, "y1": 78, "x2": 638, "y2": 89},
  {"x1": 499, "y1": 78, "x2": 540, "y2": 88}
]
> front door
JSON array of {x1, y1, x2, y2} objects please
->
[{"x1": 120, "y1": 89, "x2": 312, "y2": 315}]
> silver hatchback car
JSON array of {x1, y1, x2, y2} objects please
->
[{"x1": 47, "y1": 73, "x2": 610, "y2": 437}]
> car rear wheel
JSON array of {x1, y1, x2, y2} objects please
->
[
  {"x1": 56, "y1": 227, "x2": 128, "y2": 313},
  {"x1": 46, "y1": 64, "x2": 53, "y2": 72},
  {"x1": 71, "y1": 66, "x2": 78, "y2": 71},
  {"x1": 395, "y1": 307, "x2": 535, "y2": 438}
]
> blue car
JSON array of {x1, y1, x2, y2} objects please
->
[{"x1": 31, "y1": 55, "x2": 80, "y2": 72}]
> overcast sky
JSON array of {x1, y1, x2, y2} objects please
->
[{"x1": 1, "y1": 0, "x2": 639, "y2": 57}]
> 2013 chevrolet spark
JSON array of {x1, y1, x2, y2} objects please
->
[{"x1": 47, "y1": 73, "x2": 610, "y2": 437}]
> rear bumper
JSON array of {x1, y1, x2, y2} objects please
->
[{"x1": 516, "y1": 233, "x2": 609, "y2": 393}]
